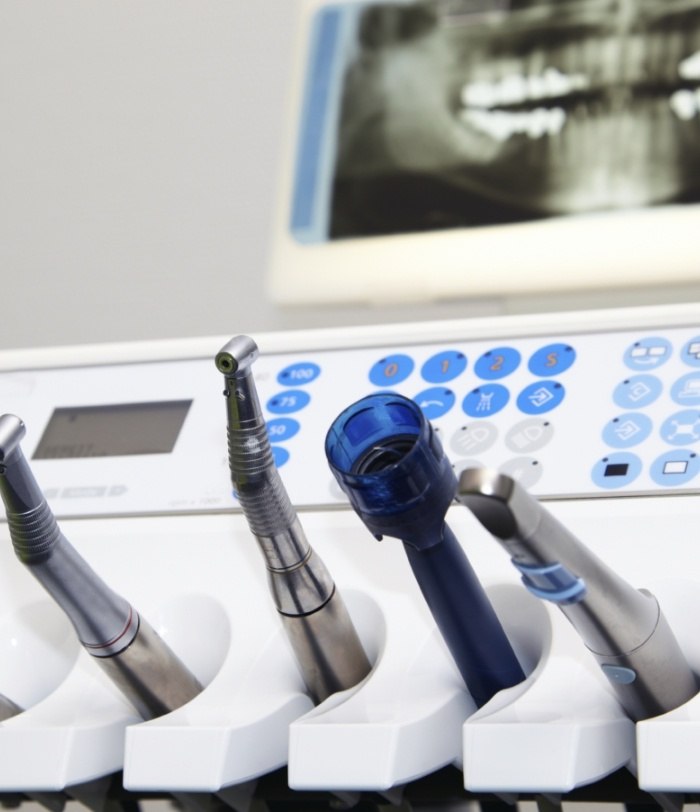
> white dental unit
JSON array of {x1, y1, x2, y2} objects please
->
[{"x1": 2, "y1": 0, "x2": 700, "y2": 810}]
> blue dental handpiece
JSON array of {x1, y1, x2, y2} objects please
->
[{"x1": 325, "y1": 393, "x2": 525, "y2": 707}]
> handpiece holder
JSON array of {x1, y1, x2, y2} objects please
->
[
  {"x1": 324, "y1": 393, "x2": 525, "y2": 707},
  {"x1": 0, "y1": 414, "x2": 202, "y2": 720},
  {"x1": 215, "y1": 336, "x2": 371, "y2": 704},
  {"x1": 457, "y1": 467, "x2": 698, "y2": 721}
]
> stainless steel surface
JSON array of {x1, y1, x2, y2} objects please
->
[
  {"x1": 0, "y1": 414, "x2": 138, "y2": 656},
  {"x1": 216, "y1": 336, "x2": 371, "y2": 702},
  {"x1": 97, "y1": 616, "x2": 203, "y2": 720},
  {"x1": 0, "y1": 693, "x2": 22, "y2": 723},
  {"x1": 457, "y1": 467, "x2": 698, "y2": 721}
]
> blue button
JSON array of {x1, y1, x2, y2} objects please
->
[
  {"x1": 624, "y1": 337, "x2": 672, "y2": 370},
  {"x1": 277, "y1": 362, "x2": 321, "y2": 386},
  {"x1": 272, "y1": 446, "x2": 290, "y2": 468},
  {"x1": 369, "y1": 354, "x2": 414, "y2": 386},
  {"x1": 601, "y1": 665, "x2": 637, "y2": 685},
  {"x1": 602, "y1": 413, "x2": 653, "y2": 449},
  {"x1": 414, "y1": 387, "x2": 455, "y2": 420},
  {"x1": 517, "y1": 381, "x2": 565, "y2": 414},
  {"x1": 650, "y1": 450, "x2": 700, "y2": 487},
  {"x1": 266, "y1": 418, "x2": 300, "y2": 443},
  {"x1": 462, "y1": 384, "x2": 509, "y2": 418},
  {"x1": 266, "y1": 390, "x2": 311, "y2": 414},
  {"x1": 592, "y1": 452, "x2": 643, "y2": 489},
  {"x1": 672, "y1": 372, "x2": 700, "y2": 406},
  {"x1": 660, "y1": 410, "x2": 700, "y2": 446},
  {"x1": 613, "y1": 375, "x2": 662, "y2": 409},
  {"x1": 528, "y1": 344, "x2": 576, "y2": 376},
  {"x1": 681, "y1": 336, "x2": 700, "y2": 368},
  {"x1": 474, "y1": 347, "x2": 521, "y2": 380},
  {"x1": 421, "y1": 350, "x2": 467, "y2": 384}
]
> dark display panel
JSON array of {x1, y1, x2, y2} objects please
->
[{"x1": 32, "y1": 401, "x2": 192, "y2": 459}]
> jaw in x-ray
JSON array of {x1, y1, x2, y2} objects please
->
[{"x1": 329, "y1": 0, "x2": 700, "y2": 237}]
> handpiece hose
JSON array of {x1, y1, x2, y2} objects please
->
[
  {"x1": 457, "y1": 467, "x2": 698, "y2": 721},
  {"x1": 215, "y1": 336, "x2": 370, "y2": 703},
  {"x1": 0, "y1": 414, "x2": 202, "y2": 720},
  {"x1": 325, "y1": 394, "x2": 525, "y2": 707}
]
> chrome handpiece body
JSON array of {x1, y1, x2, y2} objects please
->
[
  {"x1": 325, "y1": 393, "x2": 525, "y2": 707},
  {"x1": 215, "y1": 336, "x2": 371, "y2": 703},
  {"x1": 457, "y1": 467, "x2": 698, "y2": 721},
  {"x1": 0, "y1": 414, "x2": 202, "y2": 720}
]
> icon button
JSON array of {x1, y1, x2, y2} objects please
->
[
  {"x1": 613, "y1": 375, "x2": 662, "y2": 409},
  {"x1": 517, "y1": 381, "x2": 565, "y2": 415},
  {"x1": 450, "y1": 422, "x2": 498, "y2": 456},
  {"x1": 505, "y1": 419, "x2": 554, "y2": 453},
  {"x1": 602, "y1": 413, "x2": 653, "y2": 449},
  {"x1": 591, "y1": 452, "x2": 642, "y2": 489},
  {"x1": 624, "y1": 337, "x2": 672, "y2": 370},
  {"x1": 462, "y1": 384, "x2": 509, "y2": 417},
  {"x1": 650, "y1": 450, "x2": 700, "y2": 487},
  {"x1": 660, "y1": 410, "x2": 700, "y2": 446},
  {"x1": 414, "y1": 387, "x2": 456, "y2": 420}
]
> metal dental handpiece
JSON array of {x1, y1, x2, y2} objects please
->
[
  {"x1": 215, "y1": 336, "x2": 371, "y2": 703},
  {"x1": 457, "y1": 467, "x2": 698, "y2": 721},
  {"x1": 325, "y1": 393, "x2": 525, "y2": 707},
  {"x1": 0, "y1": 414, "x2": 203, "y2": 720}
]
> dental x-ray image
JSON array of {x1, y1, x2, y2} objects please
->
[{"x1": 291, "y1": 0, "x2": 700, "y2": 242}]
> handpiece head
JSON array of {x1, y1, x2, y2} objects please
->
[
  {"x1": 325, "y1": 394, "x2": 456, "y2": 547},
  {"x1": 215, "y1": 335, "x2": 259, "y2": 377},
  {"x1": 0, "y1": 415, "x2": 26, "y2": 464}
]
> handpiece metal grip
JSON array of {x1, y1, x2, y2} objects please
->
[
  {"x1": 457, "y1": 467, "x2": 698, "y2": 720},
  {"x1": 216, "y1": 337, "x2": 371, "y2": 703},
  {"x1": 0, "y1": 414, "x2": 202, "y2": 720}
]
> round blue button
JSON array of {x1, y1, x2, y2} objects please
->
[
  {"x1": 271, "y1": 446, "x2": 290, "y2": 468},
  {"x1": 681, "y1": 336, "x2": 700, "y2": 368},
  {"x1": 660, "y1": 410, "x2": 700, "y2": 446},
  {"x1": 671, "y1": 372, "x2": 700, "y2": 406},
  {"x1": 421, "y1": 350, "x2": 467, "y2": 384},
  {"x1": 277, "y1": 362, "x2": 321, "y2": 386},
  {"x1": 602, "y1": 413, "x2": 653, "y2": 449},
  {"x1": 462, "y1": 384, "x2": 509, "y2": 418},
  {"x1": 624, "y1": 337, "x2": 672, "y2": 370},
  {"x1": 592, "y1": 453, "x2": 642, "y2": 489},
  {"x1": 266, "y1": 390, "x2": 311, "y2": 414},
  {"x1": 414, "y1": 387, "x2": 456, "y2": 420},
  {"x1": 474, "y1": 347, "x2": 521, "y2": 380},
  {"x1": 266, "y1": 417, "x2": 300, "y2": 443},
  {"x1": 369, "y1": 354, "x2": 414, "y2": 387},
  {"x1": 517, "y1": 381, "x2": 565, "y2": 415},
  {"x1": 528, "y1": 344, "x2": 576, "y2": 377},
  {"x1": 650, "y1": 450, "x2": 700, "y2": 487},
  {"x1": 613, "y1": 375, "x2": 662, "y2": 409}
]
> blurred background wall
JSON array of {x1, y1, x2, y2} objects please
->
[{"x1": 2, "y1": 0, "x2": 699, "y2": 351}]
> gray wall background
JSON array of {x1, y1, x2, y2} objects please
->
[{"x1": 2, "y1": 0, "x2": 699, "y2": 352}]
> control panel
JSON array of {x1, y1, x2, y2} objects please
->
[{"x1": 2, "y1": 318, "x2": 700, "y2": 517}]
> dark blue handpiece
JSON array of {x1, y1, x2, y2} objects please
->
[{"x1": 325, "y1": 393, "x2": 525, "y2": 707}]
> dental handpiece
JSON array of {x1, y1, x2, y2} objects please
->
[
  {"x1": 457, "y1": 467, "x2": 698, "y2": 721},
  {"x1": 325, "y1": 393, "x2": 525, "y2": 707},
  {"x1": 0, "y1": 414, "x2": 203, "y2": 720},
  {"x1": 215, "y1": 336, "x2": 371, "y2": 703},
  {"x1": 0, "y1": 692, "x2": 22, "y2": 722}
]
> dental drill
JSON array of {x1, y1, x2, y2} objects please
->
[
  {"x1": 215, "y1": 336, "x2": 371, "y2": 703},
  {"x1": 325, "y1": 393, "x2": 525, "y2": 707},
  {"x1": 0, "y1": 414, "x2": 203, "y2": 720},
  {"x1": 457, "y1": 467, "x2": 698, "y2": 721}
]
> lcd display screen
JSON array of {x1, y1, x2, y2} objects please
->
[{"x1": 32, "y1": 401, "x2": 193, "y2": 459}]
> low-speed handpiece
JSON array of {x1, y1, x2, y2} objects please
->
[
  {"x1": 457, "y1": 467, "x2": 698, "y2": 721},
  {"x1": 325, "y1": 393, "x2": 525, "y2": 707},
  {"x1": 0, "y1": 414, "x2": 203, "y2": 720},
  {"x1": 215, "y1": 336, "x2": 371, "y2": 703}
]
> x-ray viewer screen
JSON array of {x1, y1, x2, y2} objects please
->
[{"x1": 290, "y1": 0, "x2": 700, "y2": 244}]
